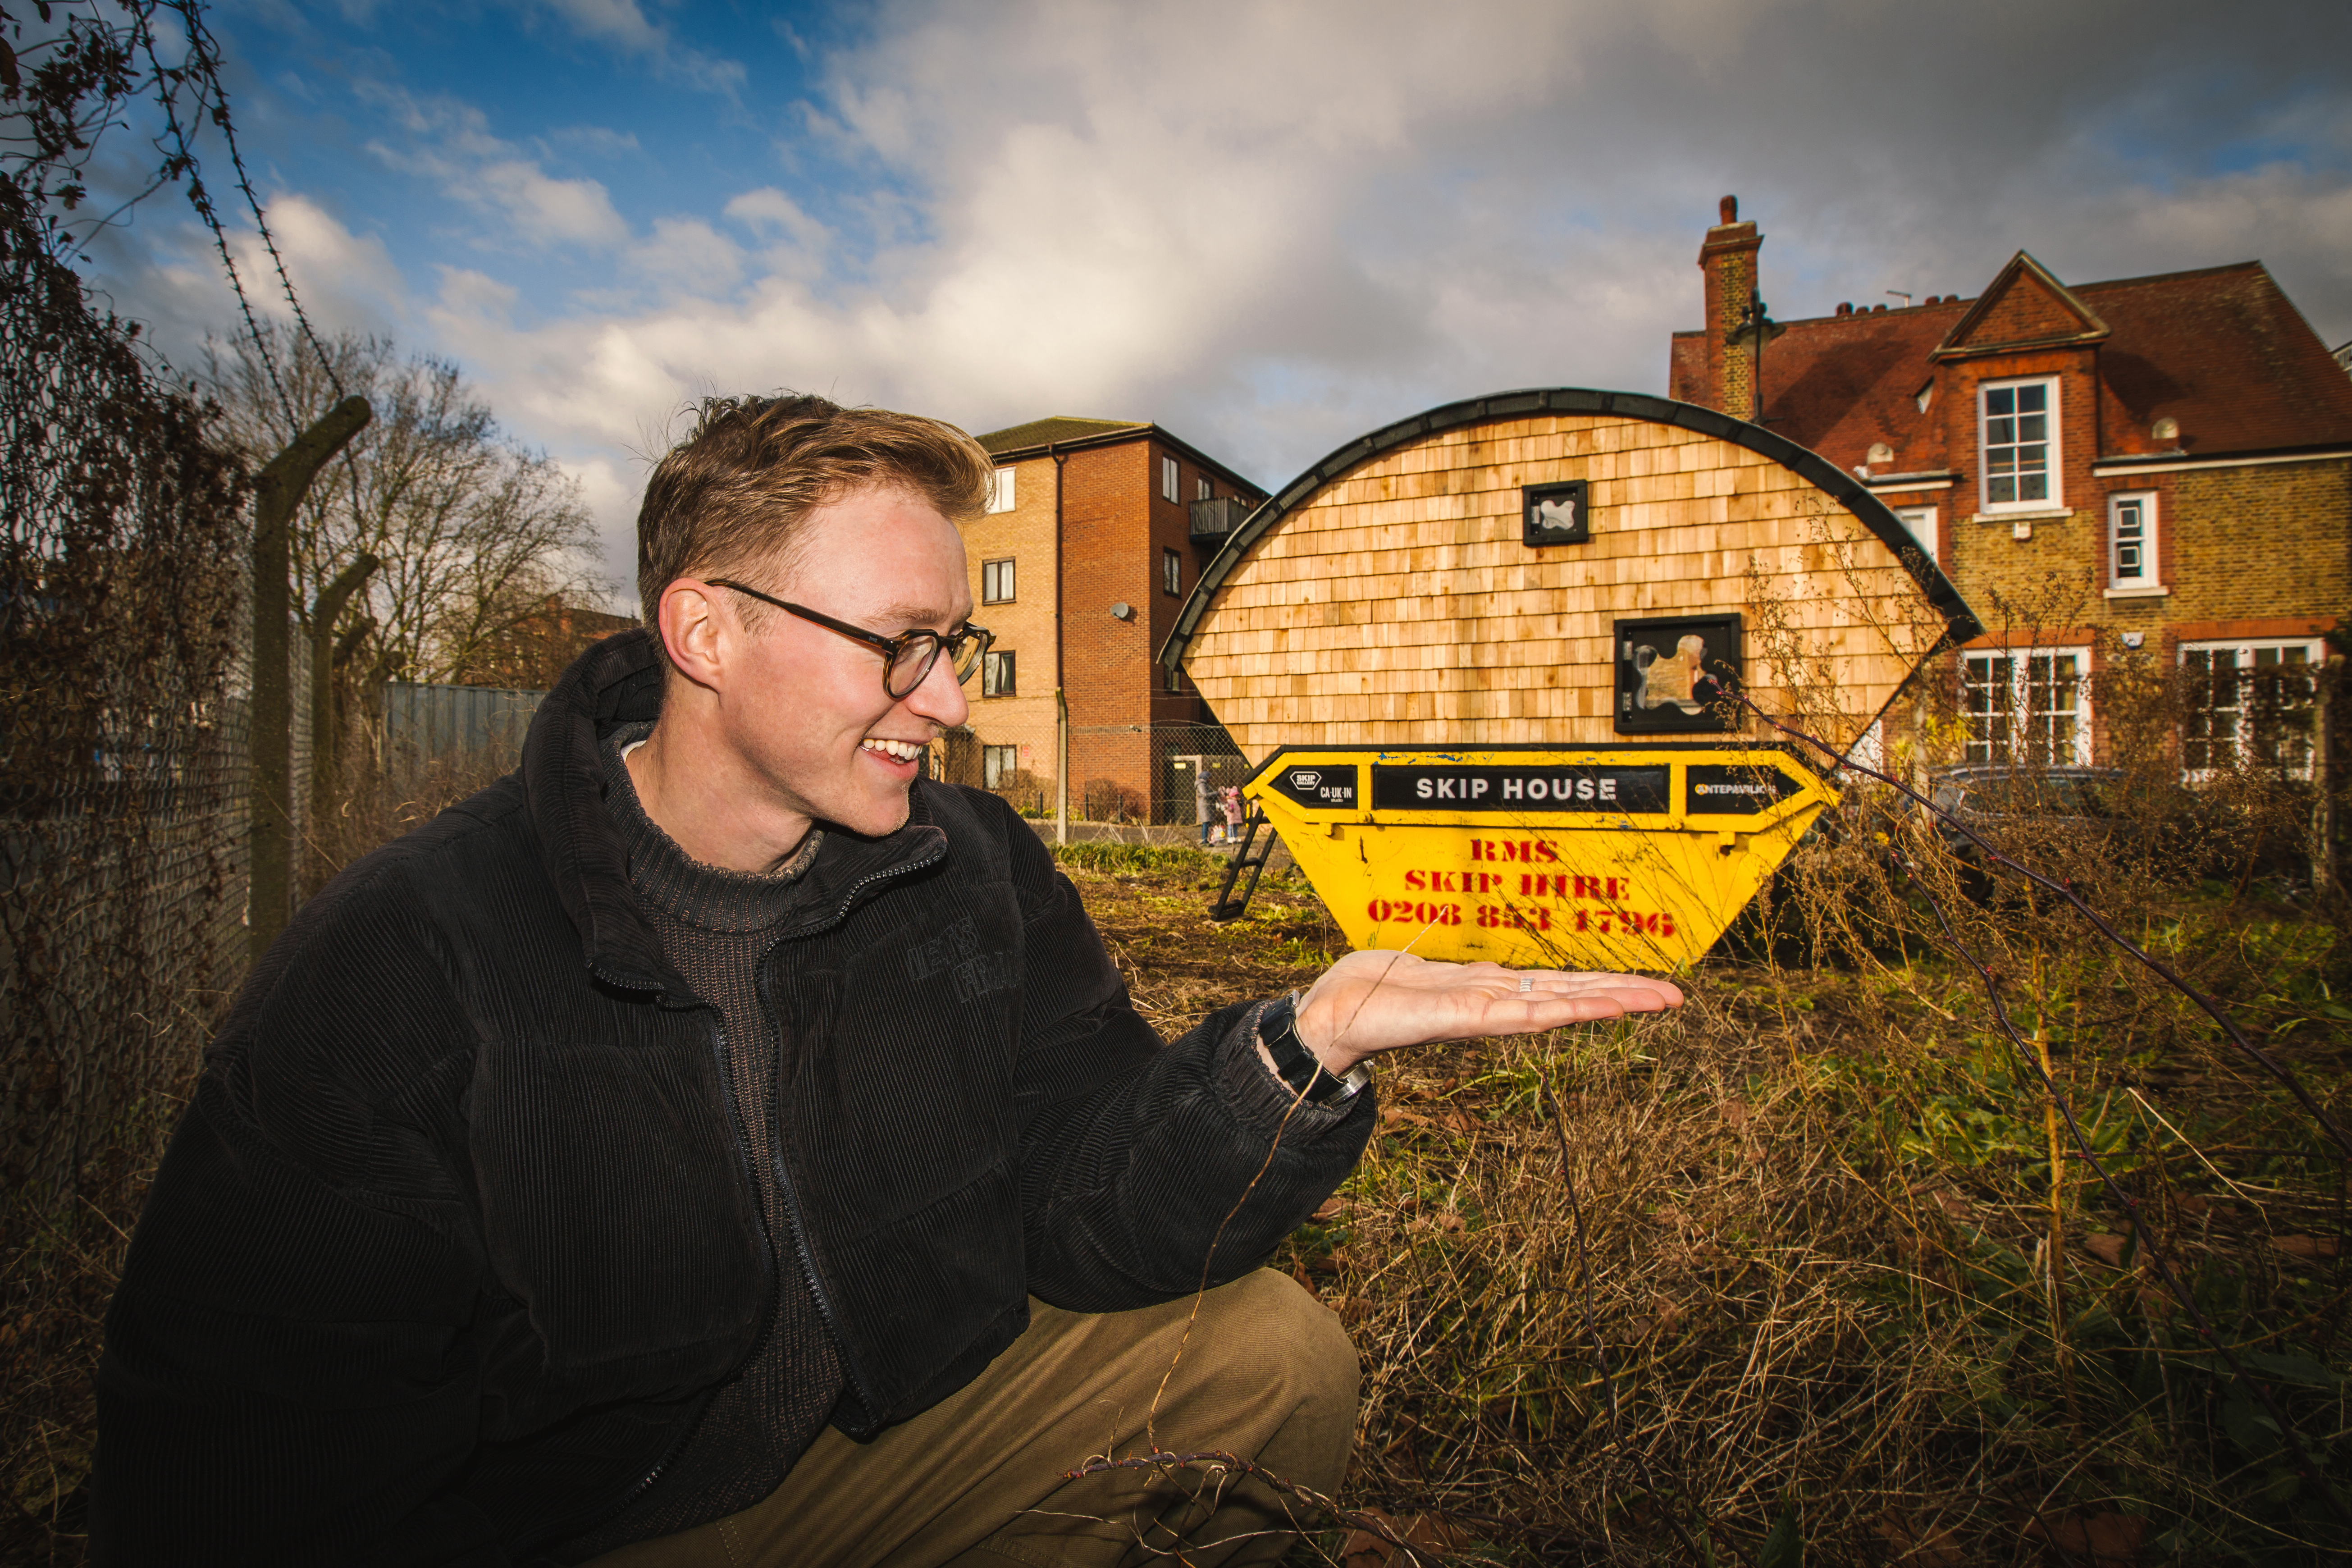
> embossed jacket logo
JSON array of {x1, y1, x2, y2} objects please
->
[{"x1": 905, "y1": 916, "x2": 1016, "y2": 1003}]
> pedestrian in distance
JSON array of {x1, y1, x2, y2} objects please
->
[{"x1": 92, "y1": 393, "x2": 1681, "y2": 1568}]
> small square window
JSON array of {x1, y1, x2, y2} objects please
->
[
  {"x1": 2109, "y1": 493, "x2": 2156, "y2": 588},
  {"x1": 981, "y1": 649, "x2": 1015, "y2": 698},
  {"x1": 1614, "y1": 613, "x2": 1741, "y2": 734},
  {"x1": 1161, "y1": 548, "x2": 1182, "y2": 597},
  {"x1": 986, "y1": 469, "x2": 1015, "y2": 514},
  {"x1": 1160, "y1": 456, "x2": 1178, "y2": 503},
  {"x1": 1893, "y1": 506, "x2": 1938, "y2": 562},
  {"x1": 981, "y1": 558, "x2": 1015, "y2": 604}
]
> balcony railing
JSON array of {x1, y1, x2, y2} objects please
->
[{"x1": 1188, "y1": 496, "x2": 1251, "y2": 544}]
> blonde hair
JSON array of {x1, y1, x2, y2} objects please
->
[{"x1": 636, "y1": 393, "x2": 993, "y2": 630}]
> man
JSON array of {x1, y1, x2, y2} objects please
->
[{"x1": 94, "y1": 395, "x2": 1680, "y2": 1565}]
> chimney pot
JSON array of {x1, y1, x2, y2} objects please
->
[
  {"x1": 1836, "y1": 302, "x2": 1852, "y2": 316},
  {"x1": 1719, "y1": 194, "x2": 1738, "y2": 225},
  {"x1": 1872, "y1": 302, "x2": 1887, "y2": 314}
]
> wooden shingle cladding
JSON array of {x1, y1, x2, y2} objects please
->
[{"x1": 1167, "y1": 395, "x2": 1981, "y2": 761}]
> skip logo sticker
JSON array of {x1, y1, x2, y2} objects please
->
[
  {"x1": 1269, "y1": 764, "x2": 1358, "y2": 810},
  {"x1": 906, "y1": 917, "x2": 1017, "y2": 1003},
  {"x1": 1685, "y1": 764, "x2": 1801, "y2": 814}
]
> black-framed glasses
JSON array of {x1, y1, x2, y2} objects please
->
[{"x1": 708, "y1": 579, "x2": 993, "y2": 700}]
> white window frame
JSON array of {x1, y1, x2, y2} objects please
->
[
  {"x1": 1160, "y1": 455, "x2": 1179, "y2": 503},
  {"x1": 1978, "y1": 376, "x2": 2061, "y2": 514},
  {"x1": 981, "y1": 649, "x2": 1015, "y2": 698},
  {"x1": 2106, "y1": 491, "x2": 2159, "y2": 593},
  {"x1": 1892, "y1": 505, "x2": 1938, "y2": 562},
  {"x1": 982, "y1": 744, "x2": 1018, "y2": 789},
  {"x1": 1960, "y1": 645, "x2": 2092, "y2": 766},
  {"x1": 2178, "y1": 637, "x2": 2324, "y2": 780},
  {"x1": 985, "y1": 467, "x2": 1015, "y2": 514},
  {"x1": 980, "y1": 557, "x2": 1014, "y2": 604}
]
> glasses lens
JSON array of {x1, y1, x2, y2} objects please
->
[
  {"x1": 886, "y1": 634, "x2": 941, "y2": 699},
  {"x1": 948, "y1": 628, "x2": 989, "y2": 684}
]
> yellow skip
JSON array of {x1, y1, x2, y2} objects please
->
[{"x1": 1243, "y1": 744, "x2": 1837, "y2": 971}]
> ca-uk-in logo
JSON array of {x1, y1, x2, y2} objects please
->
[{"x1": 1269, "y1": 764, "x2": 1358, "y2": 809}]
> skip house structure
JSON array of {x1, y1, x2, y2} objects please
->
[{"x1": 1157, "y1": 386, "x2": 1986, "y2": 968}]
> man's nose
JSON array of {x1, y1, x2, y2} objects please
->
[{"x1": 903, "y1": 643, "x2": 969, "y2": 730}]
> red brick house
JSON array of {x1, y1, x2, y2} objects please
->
[
  {"x1": 954, "y1": 416, "x2": 1265, "y2": 821},
  {"x1": 1671, "y1": 197, "x2": 2352, "y2": 779}
]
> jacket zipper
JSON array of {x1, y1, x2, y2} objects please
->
[
  {"x1": 583, "y1": 835, "x2": 947, "y2": 1500},
  {"x1": 568, "y1": 1004, "x2": 780, "y2": 1534},
  {"x1": 755, "y1": 843, "x2": 947, "y2": 1426}
]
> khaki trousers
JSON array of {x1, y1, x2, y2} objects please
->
[{"x1": 588, "y1": 1269, "x2": 1359, "y2": 1568}]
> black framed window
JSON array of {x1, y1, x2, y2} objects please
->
[
  {"x1": 1613, "y1": 613, "x2": 1743, "y2": 734},
  {"x1": 981, "y1": 649, "x2": 1015, "y2": 697},
  {"x1": 1161, "y1": 548, "x2": 1181, "y2": 596},
  {"x1": 981, "y1": 557, "x2": 1014, "y2": 603}
]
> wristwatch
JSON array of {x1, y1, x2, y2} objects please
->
[{"x1": 1259, "y1": 994, "x2": 1366, "y2": 1104}]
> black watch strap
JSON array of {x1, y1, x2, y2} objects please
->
[{"x1": 1260, "y1": 994, "x2": 1349, "y2": 1104}]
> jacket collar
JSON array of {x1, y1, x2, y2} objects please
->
[{"x1": 522, "y1": 628, "x2": 950, "y2": 1002}]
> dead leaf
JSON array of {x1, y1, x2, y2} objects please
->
[
  {"x1": 1340, "y1": 1507, "x2": 1463, "y2": 1566},
  {"x1": 1380, "y1": 1106, "x2": 1435, "y2": 1131},
  {"x1": 2083, "y1": 1233, "x2": 2127, "y2": 1266},
  {"x1": 2025, "y1": 1509, "x2": 2145, "y2": 1567},
  {"x1": 1932, "y1": 1188, "x2": 1970, "y2": 1221},
  {"x1": 1875, "y1": 1510, "x2": 1964, "y2": 1567},
  {"x1": 1312, "y1": 1196, "x2": 1349, "y2": 1222},
  {"x1": 1650, "y1": 1293, "x2": 1685, "y2": 1331},
  {"x1": 2173, "y1": 1192, "x2": 2209, "y2": 1217},
  {"x1": 1721, "y1": 1098, "x2": 1751, "y2": 1128},
  {"x1": 1437, "y1": 1211, "x2": 1465, "y2": 1234},
  {"x1": 2274, "y1": 1233, "x2": 2341, "y2": 1259}
]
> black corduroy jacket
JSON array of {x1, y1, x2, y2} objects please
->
[{"x1": 93, "y1": 631, "x2": 1373, "y2": 1566}]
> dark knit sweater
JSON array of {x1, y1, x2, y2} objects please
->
[{"x1": 568, "y1": 723, "x2": 841, "y2": 1551}]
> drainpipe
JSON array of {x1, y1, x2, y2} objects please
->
[{"x1": 1052, "y1": 444, "x2": 1069, "y2": 845}]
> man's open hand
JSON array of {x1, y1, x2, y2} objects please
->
[{"x1": 1292, "y1": 951, "x2": 1683, "y2": 1076}]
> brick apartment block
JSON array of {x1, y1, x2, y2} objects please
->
[
  {"x1": 1672, "y1": 196, "x2": 2352, "y2": 774},
  {"x1": 955, "y1": 417, "x2": 1265, "y2": 818}
]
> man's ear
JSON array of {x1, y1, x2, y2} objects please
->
[{"x1": 657, "y1": 579, "x2": 730, "y2": 692}]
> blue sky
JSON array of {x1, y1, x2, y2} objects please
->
[{"x1": 80, "y1": 0, "x2": 2352, "y2": 596}]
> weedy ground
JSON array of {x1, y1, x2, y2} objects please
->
[
  {"x1": 1060, "y1": 839, "x2": 2352, "y2": 1568},
  {"x1": 5, "y1": 837, "x2": 2347, "y2": 1566}
]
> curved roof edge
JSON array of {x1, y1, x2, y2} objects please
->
[{"x1": 1157, "y1": 386, "x2": 1985, "y2": 672}]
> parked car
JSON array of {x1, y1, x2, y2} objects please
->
[{"x1": 1922, "y1": 765, "x2": 2215, "y2": 890}]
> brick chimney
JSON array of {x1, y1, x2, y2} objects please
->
[{"x1": 1698, "y1": 194, "x2": 1764, "y2": 418}]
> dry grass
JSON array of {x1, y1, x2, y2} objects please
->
[
  {"x1": 8, "y1": 815, "x2": 2345, "y2": 1566},
  {"x1": 1060, "y1": 839, "x2": 2352, "y2": 1567}
]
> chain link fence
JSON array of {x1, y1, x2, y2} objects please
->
[{"x1": 0, "y1": 178, "x2": 253, "y2": 1218}]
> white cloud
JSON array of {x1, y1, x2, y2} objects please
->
[
  {"x1": 127, "y1": 0, "x2": 2352, "y2": 588},
  {"x1": 517, "y1": 0, "x2": 747, "y2": 96}
]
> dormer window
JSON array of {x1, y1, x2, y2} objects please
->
[{"x1": 1980, "y1": 377, "x2": 2060, "y2": 512}]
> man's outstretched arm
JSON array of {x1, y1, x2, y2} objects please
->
[{"x1": 996, "y1": 811, "x2": 1681, "y2": 1312}]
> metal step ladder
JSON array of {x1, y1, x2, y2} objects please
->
[{"x1": 1209, "y1": 808, "x2": 1276, "y2": 923}]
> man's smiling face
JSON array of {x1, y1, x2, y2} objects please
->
[{"x1": 717, "y1": 483, "x2": 973, "y2": 839}]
